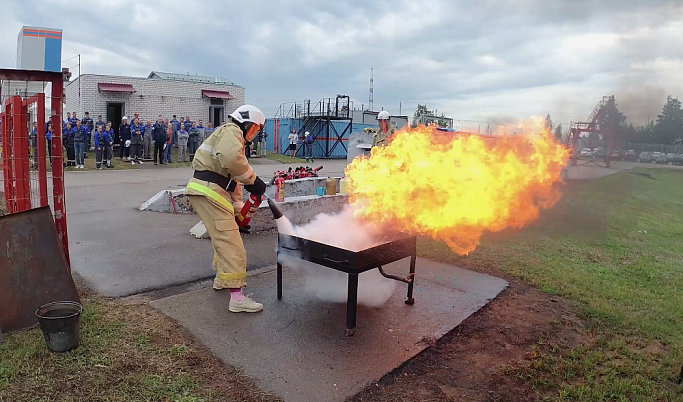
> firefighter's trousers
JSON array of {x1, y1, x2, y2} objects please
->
[{"x1": 187, "y1": 195, "x2": 247, "y2": 289}]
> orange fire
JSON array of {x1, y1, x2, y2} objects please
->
[{"x1": 345, "y1": 120, "x2": 570, "y2": 254}]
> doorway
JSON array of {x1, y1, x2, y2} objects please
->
[
  {"x1": 209, "y1": 99, "x2": 224, "y2": 127},
  {"x1": 106, "y1": 102, "x2": 124, "y2": 145}
]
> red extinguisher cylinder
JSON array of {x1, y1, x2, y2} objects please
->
[{"x1": 236, "y1": 193, "x2": 262, "y2": 228}]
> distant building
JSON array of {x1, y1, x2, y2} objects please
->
[{"x1": 64, "y1": 71, "x2": 245, "y2": 141}]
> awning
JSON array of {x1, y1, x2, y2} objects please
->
[
  {"x1": 98, "y1": 83, "x2": 135, "y2": 93},
  {"x1": 201, "y1": 89, "x2": 233, "y2": 99}
]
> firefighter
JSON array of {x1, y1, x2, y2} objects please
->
[
  {"x1": 372, "y1": 110, "x2": 395, "y2": 148},
  {"x1": 184, "y1": 105, "x2": 267, "y2": 313}
]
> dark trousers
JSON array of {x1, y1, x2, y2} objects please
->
[
  {"x1": 119, "y1": 141, "x2": 130, "y2": 159},
  {"x1": 164, "y1": 142, "x2": 172, "y2": 162},
  {"x1": 188, "y1": 139, "x2": 199, "y2": 161},
  {"x1": 154, "y1": 140, "x2": 165, "y2": 164},
  {"x1": 96, "y1": 145, "x2": 112, "y2": 168},
  {"x1": 66, "y1": 144, "x2": 76, "y2": 166},
  {"x1": 130, "y1": 143, "x2": 141, "y2": 160}
]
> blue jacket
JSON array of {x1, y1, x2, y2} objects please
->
[
  {"x1": 73, "y1": 126, "x2": 89, "y2": 142},
  {"x1": 94, "y1": 130, "x2": 112, "y2": 148},
  {"x1": 183, "y1": 121, "x2": 192, "y2": 131},
  {"x1": 131, "y1": 123, "x2": 143, "y2": 137},
  {"x1": 81, "y1": 117, "x2": 94, "y2": 132},
  {"x1": 95, "y1": 121, "x2": 106, "y2": 131},
  {"x1": 119, "y1": 123, "x2": 131, "y2": 141},
  {"x1": 170, "y1": 119, "x2": 180, "y2": 132},
  {"x1": 204, "y1": 127, "x2": 215, "y2": 138},
  {"x1": 46, "y1": 129, "x2": 52, "y2": 141}
]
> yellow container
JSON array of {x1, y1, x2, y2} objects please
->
[
  {"x1": 339, "y1": 177, "x2": 348, "y2": 194},
  {"x1": 325, "y1": 177, "x2": 337, "y2": 195}
]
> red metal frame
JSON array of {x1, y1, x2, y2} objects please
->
[
  {"x1": 566, "y1": 96, "x2": 617, "y2": 168},
  {"x1": 0, "y1": 68, "x2": 69, "y2": 266}
]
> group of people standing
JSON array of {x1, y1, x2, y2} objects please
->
[{"x1": 56, "y1": 111, "x2": 216, "y2": 168}]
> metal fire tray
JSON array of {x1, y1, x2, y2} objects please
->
[{"x1": 277, "y1": 233, "x2": 417, "y2": 336}]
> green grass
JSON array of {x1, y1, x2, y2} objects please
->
[
  {"x1": 264, "y1": 151, "x2": 306, "y2": 164},
  {"x1": 0, "y1": 294, "x2": 281, "y2": 402},
  {"x1": 418, "y1": 168, "x2": 683, "y2": 401}
]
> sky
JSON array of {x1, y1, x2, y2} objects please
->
[{"x1": 1, "y1": 0, "x2": 682, "y2": 131}]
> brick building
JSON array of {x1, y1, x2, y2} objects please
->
[{"x1": 64, "y1": 71, "x2": 245, "y2": 141}]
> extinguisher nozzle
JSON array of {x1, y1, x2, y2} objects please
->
[{"x1": 267, "y1": 198, "x2": 284, "y2": 219}]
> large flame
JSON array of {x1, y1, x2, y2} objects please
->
[{"x1": 345, "y1": 119, "x2": 570, "y2": 254}]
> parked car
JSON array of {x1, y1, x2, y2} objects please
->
[
  {"x1": 638, "y1": 152, "x2": 652, "y2": 163},
  {"x1": 651, "y1": 152, "x2": 665, "y2": 163},
  {"x1": 579, "y1": 148, "x2": 593, "y2": 157},
  {"x1": 666, "y1": 153, "x2": 677, "y2": 164},
  {"x1": 593, "y1": 147, "x2": 606, "y2": 159},
  {"x1": 671, "y1": 154, "x2": 683, "y2": 166},
  {"x1": 624, "y1": 150, "x2": 637, "y2": 162}
]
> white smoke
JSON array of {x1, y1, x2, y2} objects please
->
[{"x1": 276, "y1": 206, "x2": 397, "y2": 307}]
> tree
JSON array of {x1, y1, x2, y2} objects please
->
[
  {"x1": 554, "y1": 123, "x2": 563, "y2": 140},
  {"x1": 544, "y1": 114, "x2": 554, "y2": 132},
  {"x1": 653, "y1": 96, "x2": 683, "y2": 144}
]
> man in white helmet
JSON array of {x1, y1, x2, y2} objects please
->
[
  {"x1": 184, "y1": 105, "x2": 267, "y2": 313},
  {"x1": 372, "y1": 110, "x2": 396, "y2": 148}
]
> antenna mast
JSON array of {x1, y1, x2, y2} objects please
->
[{"x1": 369, "y1": 68, "x2": 374, "y2": 111}]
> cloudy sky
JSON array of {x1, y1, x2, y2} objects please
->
[{"x1": 1, "y1": 0, "x2": 682, "y2": 130}]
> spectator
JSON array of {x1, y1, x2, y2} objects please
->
[
  {"x1": 179, "y1": 117, "x2": 185, "y2": 133},
  {"x1": 197, "y1": 119, "x2": 206, "y2": 143},
  {"x1": 184, "y1": 115, "x2": 192, "y2": 131},
  {"x1": 73, "y1": 120, "x2": 88, "y2": 169},
  {"x1": 188, "y1": 122, "x2": 200, "y2": 161},
  {"x1": 177, "y1": 124, "x2": 189, "y2": 162},
  {"x1": 70, "y1": 112, "x2": 78, "y2": 127},
  {"x1": 170, "y1": 115, "x2": 179, "y2": 145},
  {"x1": 133, "y1": 112, "x2": 140, "y2": 123},
  {"x1": 65, "y1": 112, "x2": 71, "y2": 127},
  {"x1": 287, "y1": 129, "x2": 297, "y2": 158},
  {"x1": 95, "y1": 115, "x2": 106, "y2": 131},
  {"x1": 260, "y1": 129, "x2": 267, "y2": 157},
  {"x1": 82, "y1": 112, "x2": 95, "y2": 151},
  {"x1": 130, "y1": 118, "x2": 144, "y2": 165},
  {"x1": 143, "y1": 120, "x2": 153, "y2": 159},
  {"x1": 304, "y1": 131, "x2": 314, "y2": 163},
  {"x1": 152, "y1": 115, "x2": 166, "y2": 165},
  {"x1": 204, "y1": 121, "x2": 215, "y2": 140},
  {"x1": 94, "y1": 125, "x2": 113, "y2": 169},
  {"x1": 30, "y1": 122, "x2": 38, "y2": 166},
  {"x1": 119, "y1": 116, "x2": 132, "y2": 161},
  {"x1": 164, "y1": 126, "x2": 173, "y2": 163},
  {"x1": 46, "y1": 122, "x2": 53, "y2": 164},
  {"x1": 63, "y1": 122, "x2": 75, "y2": 167}
]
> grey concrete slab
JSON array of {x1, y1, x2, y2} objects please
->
[{"x1": 151, "y1": 258, "x2": 508, "y2": 402}]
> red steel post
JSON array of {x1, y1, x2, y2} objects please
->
[
  {"x1": 11, "y1": 96, "x2": 30, "y2": 211},
  {"x1": 36, "y1": 93, "x2": 48, "y2": 207},
  {"x1": 50, "y1": 77, "x2": 70, "y2": 266},
  {"x1": 1, "y1": 105, "x2": 15, "y2": 213}
]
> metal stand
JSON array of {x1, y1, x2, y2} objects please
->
[
  {"x1": 276, "y1": 236, "x2": 417, "y2": 336},
  {"x1": 345, "y1": 274, "x2": 358, "y2": 337}
]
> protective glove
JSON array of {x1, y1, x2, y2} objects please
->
[
  {"x1": 239, "y1": 224, "x2": 251, "y2": 235},
  {"x1": 244, "y1": 176, "x2": 267, "y2": 195}
]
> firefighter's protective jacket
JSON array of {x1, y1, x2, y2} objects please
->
[
  {"x1": 184, "y1": 123, "x2": 256, "y2": 214},
  {"x1": 372, "y1": 124, "x2": 396, "y2": 147}
]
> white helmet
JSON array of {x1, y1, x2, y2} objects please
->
[
  {"x1": 124, "y1": 139, "x2": 131, "y2": 147},
  {"x1": 305, "y1": 131, "x2": 310, "y2": 135},
  {"x1": 122, "y1": 116, "x2": 128, "y2": 121},
  {"x1": 229, "y1": 105, "x2": 266, "y2": 127},
  {"x1": 377, "y1": 111, "x2": 391, "y2": 120}
]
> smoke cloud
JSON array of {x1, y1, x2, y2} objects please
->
[{"x1": 276, "y1": 206, "x2": 397, "y2": 307}]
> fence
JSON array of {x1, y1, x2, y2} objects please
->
[
  {"x1": 623, "y1": 142, "x2": 683, "y2": 154},
  {"x1": 0, "y1": 68, "x2": 69, "y2": 265}
]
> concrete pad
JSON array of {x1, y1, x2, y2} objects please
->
[{"x1": 151, "y1": 258, "x2": 508, "y2": 402}]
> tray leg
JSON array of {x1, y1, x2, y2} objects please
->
[
  {"x1": 277, "y1": 261, "x2": 283, "y2": 300},
  {"x1": 346, "y1": 273, "x2": 358, "y2": 336},
  {"x1": 405, "y1": 255, "x2": 416, "y2": 305}
]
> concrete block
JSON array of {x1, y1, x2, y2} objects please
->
[{"x1": 189, "y1": 221, "x2": 208, "y2": 239}]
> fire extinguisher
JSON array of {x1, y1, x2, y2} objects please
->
[
  {"x1": 274, "y1": 175, "x2": 285, "y2": 202},
  {"x1": 236, "y1": 193, "x2": 263, "y2": 228}
]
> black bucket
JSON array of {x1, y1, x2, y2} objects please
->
[{"x1": 35, "y1": 301, "x2": 83, "y2": 353}]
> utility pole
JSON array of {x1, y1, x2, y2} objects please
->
[{"x1": 369, "y1": 68, "x2": 373, "y2": 112}]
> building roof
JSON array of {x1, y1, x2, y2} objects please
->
[{"x1": 147, "y1": 71, "x2": 240, "y2": 87}]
